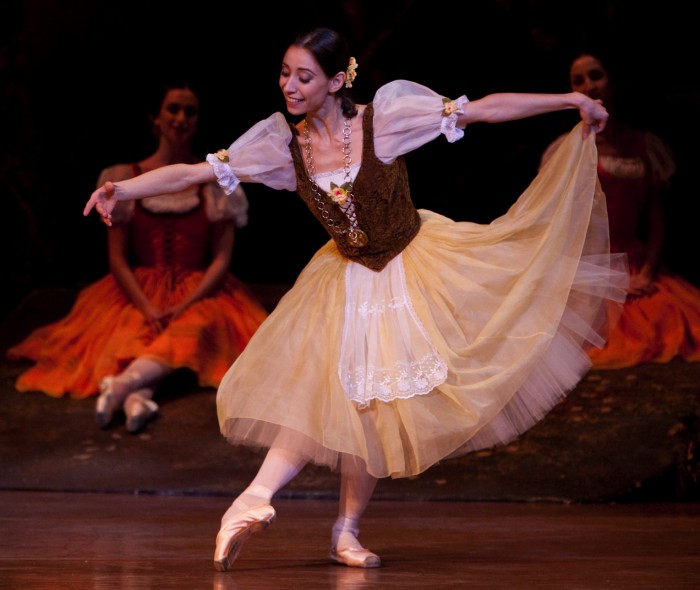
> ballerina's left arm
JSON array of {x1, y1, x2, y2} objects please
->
[{"x1": 457, "y1": 91, "x2": 608, "y2": 138}]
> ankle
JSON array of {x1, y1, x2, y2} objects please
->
[
  {"x1": 332, "y1": 520, "x2": 362, "y2": 551},
  {"x1": 99, "y1": 375, "x2": 132, "y2": 406},
  {"x1": 222, "y1": 493, "x2": 271, "y2": 525}
]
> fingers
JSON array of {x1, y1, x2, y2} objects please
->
[
  {"x1": 582, "y1": 113, "x2": 607, "y2": 139},
  {"x1": 84, "y1": 198, "x2": 113, "y2": 226},
  {"x1": 144, "y1": 313, "x2": 164, "y2": 333},
  {"x1": 583, "y1": 99, "x2": 609, "y2": 137},
  {"x1": 581, "y1": 98, "x2": 608, "y2": 138},
  {"x1": 84, "y1": 182, "x2": 116, "y2": 225},
  {"x1": 83, "y1": 194, "x2": 98, "y2": 216},
  {"x1": 83, "y1": 187, "x2": 106, "y2": 217}
]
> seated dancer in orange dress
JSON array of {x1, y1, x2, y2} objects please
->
[
  {"x1": 542, "y1": 52, "x2": 700, "y2": 369},
  {"x1": 7, "y1": 80, "x2": 268, "y2": 432}
]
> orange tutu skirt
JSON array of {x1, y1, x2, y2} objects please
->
[
  {"x1": 7, "y1": 268, "x2": 268, "y2": 398},
  {"x1": 589, "y1": 272, "x2": 700, "y2": 368}
]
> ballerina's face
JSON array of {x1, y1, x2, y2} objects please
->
[{"x1": 279, "y1": 45, "x2": 338, "y2": 117}]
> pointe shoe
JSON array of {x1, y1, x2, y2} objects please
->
[
  {"x1": 124, "y1": 389, "x2": 158, "y2": 434},
  {"x1": 95, "y1": 376, "x2": 119, "y2": 428},
  {"x1": 330, "y1": 545, "x2": 381, "y2": 568},
  {"x1": 213, "y1": 504, "x2": 276, "y2": 572}
]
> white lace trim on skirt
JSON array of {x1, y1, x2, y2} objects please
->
[{"x1": 339, "y1": 254, "x2": 448, "y2": 407}]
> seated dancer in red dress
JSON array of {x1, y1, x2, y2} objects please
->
[
  {"x1": 542, "y1": 52, "x2": 700, "y2": 368},
  {"x1": 7, "y1": 80, "x2": 268, "y2": 433}
]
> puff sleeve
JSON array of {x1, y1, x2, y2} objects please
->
[
  {"x1": 206, "y1": 112, "x2": 296, "y2": 194},
  {"x1": 372, "y1": 80, "x2": 469, "y2": 163},
  {"x1": 644, "y1": 132, "x2": 676, "y2": 188}
]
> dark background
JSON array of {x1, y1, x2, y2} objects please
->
[{"x1": 2, "y1": 0, "x2": 699, "y2": 322}]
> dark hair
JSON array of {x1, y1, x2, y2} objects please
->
[{"x1": 292, "y1": 28, "x2": 358, "y2": 119}]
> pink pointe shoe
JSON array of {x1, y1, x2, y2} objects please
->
[
  {"x1": 330, "y1": 543, "x2": 381, "y2": 568},
  {"x1": 213, "y1": 504, "x2": 276, "y2": 571}
]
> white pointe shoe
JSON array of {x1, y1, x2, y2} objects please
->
[
  {"x1": 124, "y1": 389, "x2": 158, "y2": 434},
  {"x1": 95, "y1": 376, "x2": 119, "y2": 428},
  {"x1": 213, "y1": 504, "x2": 276, "y2": 572}
]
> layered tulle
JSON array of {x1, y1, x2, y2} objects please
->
[
  {"x1": 216, "y1": 124, "x2": 628, "y2": 479},
  {"x1": 7, "y1": 268, "x2": 268, "y2": 399}
]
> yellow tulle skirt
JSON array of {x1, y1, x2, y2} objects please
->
[{"x1": 216, "y1": 123, "x2": 628, "y2": 479}]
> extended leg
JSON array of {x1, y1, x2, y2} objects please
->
[{"x1": 214, "y1": 446, "x2": 308, "y2": 571}]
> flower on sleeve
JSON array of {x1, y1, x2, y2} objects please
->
[
  {"x1": 442, "y1": 98, "x2": 458, "y2": 117},
  {"x1": 215, "y1": 149, "x2": 229, "y2": 163},
  {"x1": 440, "y1": 95, "x2": 468, "y2": 143}
]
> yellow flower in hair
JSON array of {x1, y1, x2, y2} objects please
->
[{"x1": 345, "y1": 57, "x2": 358, "y2": 88}]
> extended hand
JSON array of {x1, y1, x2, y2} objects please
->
[
  {"x1": 581, "y1": 98, "x2": 608, "y2": 139},
  {"x1": 84, "y1": 181, "x2": 118, "y2": 226}
]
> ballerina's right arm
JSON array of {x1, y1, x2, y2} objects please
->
[{"x1": 83, "y1": 161, "x2": 215, "y2": 225}]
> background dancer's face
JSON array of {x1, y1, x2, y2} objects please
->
[
  {"x1": 152, "y1": 88, "x2": 200, "y2": 147},
  {"x1": 569, "y1": 55, "x2": 611, "y2": 104}
]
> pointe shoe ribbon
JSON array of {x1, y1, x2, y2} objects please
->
[
  {"x1": 214, "y1": 504, "x2": 276, "y2": 572},
  {"x1": 330, "y1": 545, "x2": 381, "y2": 568}
]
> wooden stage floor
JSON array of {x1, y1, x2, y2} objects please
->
[
  {"x1": 1, "y1": 491, "x2": 699, "y2": 589},
  {"x1": 2, "y1": 288, "x2": 700, "y2": 588}
]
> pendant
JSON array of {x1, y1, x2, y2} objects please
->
[{"x1": 347, "y1": 227, "x2": 368, "y2": 247}]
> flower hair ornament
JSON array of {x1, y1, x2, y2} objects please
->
[{"x1": 345, "y1": 57, "x2": 358, "y2": 88}]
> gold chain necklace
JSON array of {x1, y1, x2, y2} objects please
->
[{"x1": 303, "y1": 118, "x2": 368, "y2": 248}]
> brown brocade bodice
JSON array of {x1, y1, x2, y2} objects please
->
[{"x1": 289, "y1": 102, "x2": 421, "y2": 272}]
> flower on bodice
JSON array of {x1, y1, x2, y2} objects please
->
[{"x1": 328, "y1": 182, "x2": 352, "y2": 206}]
